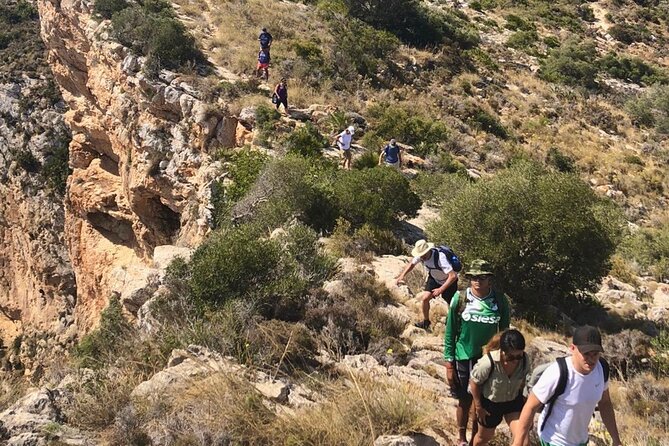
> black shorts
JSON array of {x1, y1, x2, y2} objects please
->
[
  {"x1": 424, "y1": 276, "x2": 458, "y2": 304},
  {"x1": 452, "y1": 357, "x2": 480, "y2": 400},
  {"x1": 479, "y1": 393, "x2": 526, "y2": 428}
]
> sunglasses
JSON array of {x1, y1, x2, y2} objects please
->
[
  {"x1": 469, "y1": 275, "x2": 491, "y2": 281},
  {"x1": 504, "y1": 353, "x2": 524, "y2": 362}
]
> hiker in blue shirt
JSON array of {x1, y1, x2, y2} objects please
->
[
  {"x1": 257, "y1": 48, "x2": 270, "y2": 80},
  {"x1": 258, "y1": 27, "x2": 273, "y2": 56},
  {"x1": 378, "y1": 138, "x2": 402, "y2": 169}
]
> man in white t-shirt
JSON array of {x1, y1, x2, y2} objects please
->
[
  {"x1": 395, "y1": 239, "x2": 458, "y2": 330},
  {"x1": 512, "y1": 326, "x2": 623, "y2": 446},
  {"x1": 334, "y1": 126, "x2": 354, "y2": 170}
]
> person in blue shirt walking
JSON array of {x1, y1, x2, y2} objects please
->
[{"x1": 378, "y1": 138, "x2": 402, "y2": 169}]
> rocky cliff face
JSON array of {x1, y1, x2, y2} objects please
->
[
  {"x1": 0, "y1": 0, "x2": 75, "y2": 361},
  {"x1": 35, "y1": 0, "x2": 238, "y2": 331}
]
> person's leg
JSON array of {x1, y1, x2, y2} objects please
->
[
  {"x1": 472, "y1": 426, "x2": 495, "y2": 446},
  {"x1": 420, "y1": 292, "x2": 433, "y2": 322},
  {"x1": 456, "y1": 396, "x2": 473, "y2": 444},
  {"x1": 454, "y1": 360, "x2": 475, "y2": 444}
]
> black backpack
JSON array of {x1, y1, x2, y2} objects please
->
[
  {"x1": 533, "y1": 356, "x2": 610, "y2": 431},
  {"x1": 431, "y1": 246, "x2": 463, "y2": 272},
  {"x1": 259, "y1": 32, "x2": 272, "y2": 48}
]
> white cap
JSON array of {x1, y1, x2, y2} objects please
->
[{"x1": 347, "y1": 125, "x2": 355, "y2": 134}]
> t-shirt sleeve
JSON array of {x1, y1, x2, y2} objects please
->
[
  {"x1": 437, "y1": 252, "x2": 453, "y2": 274},
  {"x1": 411, "y1": 256, "x2": 421, "y2": 266},
  {"x1": 470, "y1": 354, "x2": 493, "y2": 384},
  {"x1": 531, "y1": 362, "x2": 561, "y2": 404}
]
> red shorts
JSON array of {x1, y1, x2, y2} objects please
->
[{"x1": 257, "y1": 62, "x2": 269, "y2": 69}]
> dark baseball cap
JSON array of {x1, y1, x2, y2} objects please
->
[{"x1": 573, "y1": 325, "x2": 604, "y2": 353}]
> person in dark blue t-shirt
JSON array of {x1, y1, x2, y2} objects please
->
[
  {"x1": 258, "y1": 27, "x2": 273, "y2": 56},
  {"x1": 378, "y1": 138, "x2": 402, "y2": 169}
]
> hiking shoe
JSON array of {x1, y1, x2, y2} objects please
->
[{"x1": 414, "y1": 320, "x2": 431, "y2": 330}]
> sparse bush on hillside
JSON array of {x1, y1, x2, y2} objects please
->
[
  {"x1": 329, "y1": 218, "x2": 404, "y2": 259},
  {"x1": 626, "y1": 84, "x2": 669, "y2": 134},
  {"x1": 539, "y1": 38, "x2": 598, "y2": 88},
  {"x1": 507, "y1": 30, "x2": 539, "y2": 50},
  {"x1": 15, "y1": 150, "x2": 40, "y2": 173},
  {"x1": 609, "y1": 23, "x2": 652, "y2": 44},
  {"x1": 428, "y1": 161, "x2": 624, "y2": 314},
  {"x1": 282, "y1": 122, "x2": 327, "y2": 157},
  {"x1": 73, "y1": 296, "x2": 133, "y2": 368},
  {"x1": 41, "y1": 137, "x2": 71, "y2": 196},
  {"x1": 110, "y1": 3, "x2": 202, "y2": 70},
  {"x1": 188, "y1": 222, "x2": 334, "y2": 319},
  {"x1": 365, "y1": 103, "x2": 450, "y2": 157},
  {"x1": 93, "y1": 0, "x2": 128, "y2": 19},
  {"x1": 338, "y1": 0, "x2": 479, "y2": 48},
  {"x1": 545, "y1": 147, "x2": 575, "y2": 173},
  {"x1": 599, "y1": 53, "x2": 669, "y2": 86},
  {"x1": 617, "y1": 225, "x2": 669, "y2": 281},
  {"x1": 411, "y1": 172, "x2": 470, "y2": 207},
  {"x1": 332, "y1": 167, "x2": 421, "y2": 229},
  {"x1": 304, "y1": 273, "x2": 404, "y2": 357}
]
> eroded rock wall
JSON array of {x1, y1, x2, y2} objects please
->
[{"x1": 36, "y1": 0, "x2": 233, "y2": 331}]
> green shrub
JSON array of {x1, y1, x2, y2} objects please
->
[
  {"x1": 411, "y1": 172, "x2": 470, "y2": 207},
  {"x1": 578, "y1": 5, "x2": 596, "y2": 22},
  {"x1": 329, "y1": 17, "x2": 399, "y2": 79},
  {"x1": 211, "y1": 150, "x2": 268, "y2": 227},
  {"x1": 231, "y1": 156, "x2": 338, "y2": 232},
  {"x1": 623, "y1": 154, "x2": 645, "y2": 166},
  {"x1": 255, "y1": 103, "x2": 281, "y2": 130},
  {"x1": 539, "y1": 38, "x2": 598, "y2": 88},
  {"x1": 15, "y1": 150, "x2": 40, "y2": 173},
  {"x1": 73, "y1": 296, "x2": 133, "y2": 368},
  {"x1": 507, "y1": 30, "x2": 539, "y2": 50},
  {"x1": 651, "y1": 330, "x2": 669, "y2": 378},
  {"x1": 332, "y1": 167, "x2": 421, "y2": 229},
  {"x1": 543, "y1": 35, "x2": 560, "y2": 48},
  {"x1": 618, "y1": 226, "x2": 669, "y2": 280},
  {"x1": 329, "y1": 218, "x2": 404, "y2": 258},
  {"x1": 599, "y1": 53, "x2": 669, "y2": 85},
  {"x1": 504, "y1": 14, "x2": 534, "y2": 31},
  {"x1": 626, "y1": 85, "x2": 669, "y2": 133},
  {"x1": 94, "y1": 0, "x2": 129, "y2": 19},
  {"x1": 352, "y1": 149, "x2": 379, "y2": 170},
  {"x1": 338, "y1": 0, "x2": 478, "y2": 48},
  {"x1": 469, "y1": 109, "x2": 508, "y2": 139},
  {"x1": 110, "y1": 5, "x2": 201, "y2": 70},
  {"x1": 188, "y1": 223, "x2": 334, "y2": 319},
  {"x1": 366, "y1": 103, "x2": 450, "y2": 157},
  {"x1": 609, "y1": 23, "x2": 651, "y2": 44},
  {"x1": 0, "y1": 0, "x2": 37, "y2": 24},
  {"x1": 428, "y1": 162, "x2": 624, "y2": 314},
  {"x1": 283, "y1": 123, "x2": 328, "y2": 157},
  {"x1": 41, "y1": 138, "x2": 71, "y2": 196},
  {"x1": 546, "y1": 147, "x2": 575, "y2": 173}
]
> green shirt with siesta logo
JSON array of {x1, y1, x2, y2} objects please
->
[{"x1": 444, "y1": 288, "x2": 510, "y2": 362}]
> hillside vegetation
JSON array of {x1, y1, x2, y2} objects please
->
[{"x1": 7, "y1": 0, "x2": 669, "y2": 444}]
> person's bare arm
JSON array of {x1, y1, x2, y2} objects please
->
[
  {"x1": 432, "y1": 270, "x2": 458, "y2": 297},
  {"x1": 511, "y1": 392, "x2": 542, "y2": 446},
  {"x1": 598, "y1": 389, "x2": 622, "y2": 446},
  {"x1": 395, "y1": 261, "x2": 416, "y2": 285},
  {"x1": 470, "y1": 380, "x2": 489, "y2": 424}
]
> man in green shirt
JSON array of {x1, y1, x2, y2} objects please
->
[{"x1": 444, "y1": 259, "x2": 510, "y2": 446}]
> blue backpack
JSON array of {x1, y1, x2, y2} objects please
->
[
  {"x1": 432, "y1": 246, "x2": 462, "y2": 272},
  {"x1": 258, "y1": 51, "x2": 270, "y2": 64}
]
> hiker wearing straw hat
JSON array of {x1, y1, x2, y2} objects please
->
[{"x1": 395, "y1": 239, "x2": 459, "y2": 330}]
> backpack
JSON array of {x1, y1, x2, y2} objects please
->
[
  {"x1": 483, "y1": 351, "x2": 527, "y2": 383},
  {"x1": 527, "y1": 356, "x2": 610, "y2": 431},
  {"x1": 432, "y1": 246, "x2": 463, "y2": 272},
  {"x1": 258, "y1": 51, "x2": 270, "y2": 64},
  {"x1": 259, "y1": 32, "x2": 271, "y2": 48}
]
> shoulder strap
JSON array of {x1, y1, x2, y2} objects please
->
[
  {"x1": 430, "y1": 248, "x2": 440, "y2": 270},
  {"x1": 486, "y1": 352, "x2": 495, "y2": 383},
  {"x1": 600, "y1": 357, "x2": 610, "y2": 382},
  {"x1": 540, "y1": 356, "x2": 568, "y2": 431}
]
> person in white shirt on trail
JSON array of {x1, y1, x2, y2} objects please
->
[
  {"x1": 333, "y1": 125, "x2": 354, "y2": 170},
  {"x1": 395, "y1": 239, "x2": 458, "y2": 330},
  {"x1": 512, "y1": 325, "x2": 623, "y2": 446}
]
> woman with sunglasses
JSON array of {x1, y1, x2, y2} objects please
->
[{"x1": 469, "y1": 329, "x2": 531, "y2": 446}]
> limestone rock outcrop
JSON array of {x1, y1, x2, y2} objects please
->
[{"x1": 36, "y1": 0, "x2": 235, "y2": 331}]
